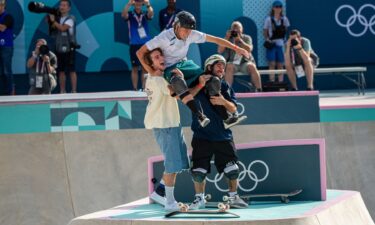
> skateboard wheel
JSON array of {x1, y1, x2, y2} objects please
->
[
  {"x1": 205, "y1": 194, "x2": 212, "y2": 200},
  {"x1": 281, "y1": 197, "x2": 290, "y2": 203},
  {"x1": 218, "y1": 203, "x2": 225, "y2": 210},
  {"x1": 223, "y1": 196, "x2": 229, "y2": 201},
  {"x1": 178, "y1": 202, "x2": 184, "y2": 208}
]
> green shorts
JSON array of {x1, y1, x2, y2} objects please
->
[{"x1": 164, "y1": 60, "x2": 203, "y2": 87}]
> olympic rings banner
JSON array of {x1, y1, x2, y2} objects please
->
[
  {"x1": 148, "y1": 139, "x2": 326, "y2": 202},
  {"x1": 287, "y1": 0, "x2": 375, "y2": 65}
]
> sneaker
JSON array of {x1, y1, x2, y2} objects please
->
[
  {"x1": 224, "y1": 115, "x2": 247, "y2": 129},
  {"x1": 227, "y1": 195, "x2": 248, "y2": 209},
  {"x1": 189, "y1": 195, "x2": 205, "y2": 210},
  {"x1": 198, "y1": 114, "x2": 210, "y2": 128},
  {"x1": 150, "y1": 191, "x2": 166, "y2": 206},
  {"x1": 165, "y1": 201, "x2": 180, "y2": 211}
]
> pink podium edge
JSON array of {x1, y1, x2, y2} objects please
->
[{"x1": 148, "y1": 138, "x2": 326, "y2": 201}]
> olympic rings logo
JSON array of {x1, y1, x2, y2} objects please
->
[
  {"x1": 335, "y1": 4, "x2": 375, "y2": 37},
  {"x1": 236, "y1": 102, "x2": 245, "y2": 116},
  {"x1": 206, "y1": 160, "x2": 269, "y2": 192}
]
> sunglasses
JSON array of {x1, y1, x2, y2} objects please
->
[{"x1": 274, "y1": 5, "x2": 283, "y2": 8}]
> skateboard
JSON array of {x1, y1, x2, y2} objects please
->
[
  {"x1": 234, "y1": 189, "x2": 303, "y2": 204},
  {"x1": 165, "y1": 202, "x2": 238, "y2": 218}
]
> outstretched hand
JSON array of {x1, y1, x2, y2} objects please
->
[{"x1": 236, "y1": 47, "x2": 250, "y2": 59}]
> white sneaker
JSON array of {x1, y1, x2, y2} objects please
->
[
  {"x1": 189, "y1": 195, "x2": 205, "y2": 210},
  {"x1": 150, "y1": 191, "x2": 166, "y2": 206},
  {"x1": 165, "y1": 201, "x2": 180, "y2": 211},
  {"x1": 227, "y1": 195, "x2": 248, "y2": 209}
]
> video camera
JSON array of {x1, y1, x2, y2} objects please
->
[{"x1": 28, "y1": 2, "x2": 61, "y2": 35}]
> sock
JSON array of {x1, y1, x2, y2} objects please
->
[
  {"x1": 155, "y1": 180, "x2": 165, "y2": 197},
  {"x1": 165, "y1": 186, "x2": 175, "y2": 204},
  {"x1": 228, "y1": 191, "x2": 237, "y2": 197},
  {"x1": 186, "y1": 100, "x2": 203, "y2": 117}
]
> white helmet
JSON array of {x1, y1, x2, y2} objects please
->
[{"x1": 204, "y1": 54, "x2": 226, "y2": 71}]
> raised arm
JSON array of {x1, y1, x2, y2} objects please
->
[
  {"x1": 121, "y1": 0, "x2": 134, "y2": 20},
  {"x1": 206, "y1": 34, "x2": 250, "y2": 59},
  {"x1": 136, "y1": 44, "x2": 154, "y2": 74}
]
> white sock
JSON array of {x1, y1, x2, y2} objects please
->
[
  {"x1": 228, "y1": 191, "x2": 237, "y2": 197},
  {"x1": 165, "y1": 186, "x2": 175, "y2": 204}
]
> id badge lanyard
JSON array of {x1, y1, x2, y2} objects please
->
[{"x1": 134, "y1": 13, "x2": 147, "y2": 39}]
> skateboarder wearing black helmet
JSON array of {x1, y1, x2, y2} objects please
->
[{"x1": 137, "y1": 11, "x2": 250, "y2": 130}]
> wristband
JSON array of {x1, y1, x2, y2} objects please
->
[{"x1": 197, "y1": 83, "x2": 204, "y2": 89}]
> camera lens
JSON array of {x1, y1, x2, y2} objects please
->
[
  {"x1": 39, "y1": 44, "x2": 49, "y2": 56},
  {"x1": 231, "y1": 30, "x2": 238, "y2": 38},
  {"x1": 291, "y1": 39, "x2": 299, "y2": 47}
]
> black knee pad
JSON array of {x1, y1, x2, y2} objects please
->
[
  {"x1": 223, "y1": 161, "x2": 239, "y2": 180},
  {"x1": 191, "y1": 168, "x2": 207, "y2": 183},
  {"x1": 170, "y1": 75, "x2": 188, "y2": 96},
  {"x1": 205, "y1": 76, "x2": 221, "y2": 96}
]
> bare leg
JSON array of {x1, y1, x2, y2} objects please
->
[
  {"x1": 276, "y1": 62, "x2": 284, "y2": 82},
  {"x1": 70, "y1": 71, "x2": 77, "y2": 93},
  {"x1": 224, "y1": 63, "x2": 235, "y2": 86},
  {"x1": 268, "y1": 61, "x2": 276, "y2": 82},
  {"x1": 248, "y1": 63, "x2": 262, "y2": 90},
  {"x1": 59, "y1": 71, "x2": 66, "y2": 93},
  {"x1": 141, "y1": 67, "x2": 146, "y2": 89},
  {"x1": 163, "y1": 173, "x2": 177, "y2": 187},
  {"x1": 228, "y1": 179, "x2": 238, "y2": 193},
  {"x1": 131, "y1": 66, "x2": 138, "y2": 90},
  {"x1": 193, "y1": 180, "x2": 206, "y2": 194},
  {"x1": 285, "y1": 56, "x2": 298, "y2": 90}
]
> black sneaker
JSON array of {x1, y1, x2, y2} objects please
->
[
  {"x1": 224, "y1": 115, "x2": 247, "y2": 129},
  {"x1": 198, "y1": 114, "x2": 210, "y2": 127}
]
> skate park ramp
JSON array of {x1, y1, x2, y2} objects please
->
[
  {"x1": 0, "y1": 91, "x2": 375, "y2": 225},
  {"x1": 68, "y1": 190, "x2": 374, "y2": 225}
]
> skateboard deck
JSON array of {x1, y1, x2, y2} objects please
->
[
  {"x1": 239, "y1": 189, "x2": 303, "y2": 203},
  {"x1": 165, "y1": 209, "x2": 239, "y2": 218}
]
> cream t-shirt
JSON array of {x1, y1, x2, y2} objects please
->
[{"x1": 144, "y1": 74, "x2": 180, "y2": 129}]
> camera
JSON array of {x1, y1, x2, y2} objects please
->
[
  {"x1": 28, "y1": 2, "x2": 60, "y2": 16},
  {"x1": 291, "y1": 38, "x2": 299, "y2": 47},
  {"x1": 28, "y1": 2, "x2": 61, "y2": 35},
  {"x1": 230, "y1": 30, "x2": 238, "y2": 38},
  {"x1": 38, "y1": 44, "x2": 49, "y2": 56},
  {"x1": 70, "y1": 42, "x2": 81, "y2": 51}
]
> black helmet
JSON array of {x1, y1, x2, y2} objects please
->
[{"x1": 174, "y1": 11, "x2": 196, "y2": 29}]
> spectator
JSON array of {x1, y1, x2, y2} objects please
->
[
  {"x1": 49, "y1": 0, "x2": 77, "y2": 93},
  {"x1": 159, "y1": 0, "x2": 181, "y2": 31},
  {"x1": 285, "y1": 29, "x2": 319, "y2": 91},
  {"x1": 187, "y1": 54, "x2": 248, "y2": 210},
  {"x1": 137, "y1": 11, "x2": 249, "y2": 128},
  {"x1": 0, "y1": 0, "x2": 14, "y2": 95},
  {"x1": 27, "y1": 39, "x2": 57, "y2": 95},
  {"x1": 218, "y1": 21, "x2": 262, "y2": 91},
  {"x1": 263, "y1": 0, "x2": 290, "y2": 82},
  {"x1": 122, "y1": 0, "x2": 154, "y2": 91},
  {"x1": 143, "y1": 48, "x2": 190, "y2": 211}
]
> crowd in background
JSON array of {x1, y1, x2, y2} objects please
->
[{"x1": 0, "y1": 0, "x2": 318, "y2": 96}]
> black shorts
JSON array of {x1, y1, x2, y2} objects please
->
[
  {"x1": 130, "y1": 44, "x2": 143, "y2": 67},
  {"x1": 191, "y1": 138, "x2": 238, "y2": 174},
  {"x1": 57, "y1": 52, "x2": 76, "y2": 73}
]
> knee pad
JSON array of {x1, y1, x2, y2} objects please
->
[
  {"x1": 223, "y1": 161, "x2": 239, "y2": 180},
  {"x1": 191, "y1": 168, "x2": 207, "y2": 183},
  {"x1": 205, "y1": 76, "x2": 221, "y2": 96},
  {"x1": 170, "y1": 75, "x2": 188, "y2": 96}
]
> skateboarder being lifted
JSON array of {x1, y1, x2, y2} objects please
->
[
  {"x1": 137, "y1": 11, "x2": 249, "y2": 128},
  {"x1": 144, "y1": 48, "x2": 199, "y2": 211},
  {"x1": 188, "y1": 54, "x2": 248, "y2": 209}
]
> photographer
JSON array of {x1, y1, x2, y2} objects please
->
[
  {"x1": 122, "y1": 0, "x2": 154, "y2": 91},
  {"x1": 27, "y1": 39, "x2": 57, "y2": 95},
  {"x1": 217, "y1": 21, "x2": 262, "y2": 91},
  {"x1": 285, "y1": 29, "x2": 318, "y2": 91},
  {"x1": 48, "y1": 0, "x2": 77, "y2": 93}
]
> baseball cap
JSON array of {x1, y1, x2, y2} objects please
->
[{"x1": 272, "y1": 0, "x2": 283, "y2": 7}]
